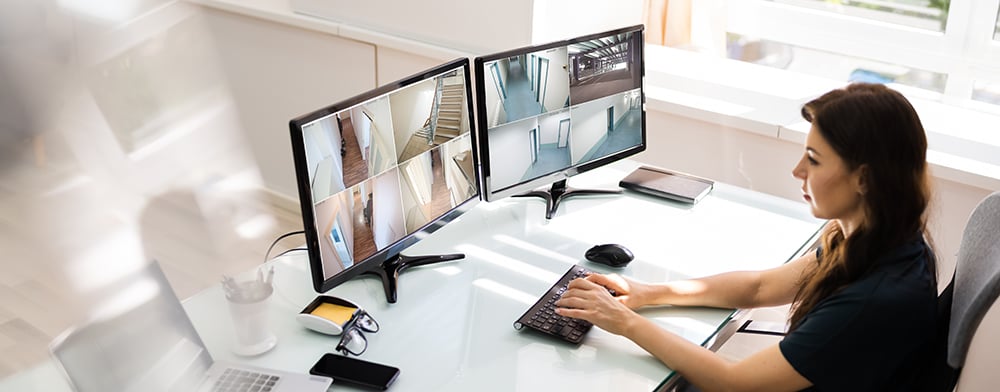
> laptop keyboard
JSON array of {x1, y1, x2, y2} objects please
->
[
  {"x1": 212, "y1": 368, "x2": 281, "y2": 392},
  {"x1": 513, "y1": 264, "x2": 598, "y2": 344}
]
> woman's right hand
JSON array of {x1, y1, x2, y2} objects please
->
[{"x1": 584, "y1": 273, "x2": 652, "y2": 310}]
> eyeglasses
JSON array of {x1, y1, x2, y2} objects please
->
[{"x1": 335, "y1": 309, "x2": 379, "y2": 356}]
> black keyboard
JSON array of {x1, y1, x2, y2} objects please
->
[{"x1": 513, "y1": 264, "x2": 595, "y2": 344}]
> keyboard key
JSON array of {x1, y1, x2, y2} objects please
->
[{"x1": 213, "y1": 368, "x2": 282, "y2": 392}]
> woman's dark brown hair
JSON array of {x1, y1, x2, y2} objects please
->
[{"x1": 789, "y1": 83, "x2": 935, "y2": 329}]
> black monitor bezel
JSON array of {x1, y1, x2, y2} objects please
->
[
  {"x1": 288, "y1": 58, "x2": 481, "y2": 294},
  {"x1": 472, "y1": 24, "x2": 646, "y2": 201}
]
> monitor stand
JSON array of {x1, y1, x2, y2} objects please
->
[
  {"x1": 364, "y1": 253, "x2": 465, "y2": 303},
  {"x1": 513, "y1": 179, "x2": 622, "y2": 219}
]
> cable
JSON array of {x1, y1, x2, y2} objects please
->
[
  {"x1": 263, "y1": 230, "x2": 305, "y2": 263},
  {"x1": 274, "y1": 247, "x2": 308, "y2": 259},
  {"x1": 262, "y1": 232, "x2": 308, "y2": 309}
]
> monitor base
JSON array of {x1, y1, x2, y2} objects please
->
[
  {"x1": 364, "y1": 253, "x2": 465, "y2": 303},
  {"x1": 513, "y1": 179, "x2": 622, "y2": 219}
]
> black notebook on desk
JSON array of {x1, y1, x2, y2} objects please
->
[{"x1": 619, "y1": 166, "x2": 714, "y2": 204}]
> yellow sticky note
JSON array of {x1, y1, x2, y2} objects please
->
[{"x1": 311, "y1": 302, "x2": 356, "y2": 326}]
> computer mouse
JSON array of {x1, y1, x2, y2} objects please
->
[{"x1": 585, "y1": 244, "x2": 634, "y2": 267}]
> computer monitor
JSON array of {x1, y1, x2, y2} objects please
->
[
  {"x1": 289, "y1": 58, "x2": 480, "y2": 303},
  {"x1": 473, "y1": 25, "x2": 646, "y2": 219}
]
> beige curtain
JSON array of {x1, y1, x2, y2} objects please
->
[{"x1": 643, "y1": 0, "x2": 692, "y2": 47}]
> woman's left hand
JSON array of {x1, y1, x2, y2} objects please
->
[{"x1": 555, "y1": 277, "x2": 640, "y2": 336}]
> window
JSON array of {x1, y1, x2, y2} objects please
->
[
  {"x1": 656, "y1": 0, "x2": 1000, "y2": 111},
  {"x1": 726, "y1": 34, "x2": 948, "y2": 93},
  {"x1": 973, "y1": 80, "x2": 1000, "y2": 106},
  {"x1": 765, "y1": 0, "x2": 949, "y2": 32}
]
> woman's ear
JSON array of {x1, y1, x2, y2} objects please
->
[{"x1": 854, "y1": 165, "x2": 869, "y2": 195}]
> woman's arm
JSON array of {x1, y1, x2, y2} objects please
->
[
  {"x1": 591, "y1": 252, "x2": 817, "y2": 310},
  {"x1": 629, "y1": 316, "x2": 811, "y2": 392},
  {"x1": 556, "y1": 279, "x2": 812, "y2": 392}
]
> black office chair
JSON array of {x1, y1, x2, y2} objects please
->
[{"x1": 918, "y1": 191, "x2": 1000, "y2": 391}]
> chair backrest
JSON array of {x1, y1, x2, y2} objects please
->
[{"x1": 948, "y1": 191, "x2": 1000, "y2": 368}]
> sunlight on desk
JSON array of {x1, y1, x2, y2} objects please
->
[
  {"x1": 493, "y1": 233, "x2": 580, "y2": 265},
  {"x1": 455, "y1": 243, "x2": 561, "y2": 284},
  {"x1": 473, "y1": 278, "x2": 537, "y2": 306},
  {"x1": 430, "y1": 265, "x2": 462, "y2": 276}
]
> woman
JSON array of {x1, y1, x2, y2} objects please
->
[{"x1": 555, "y1": 83, "x2": 938, "y2": 391}]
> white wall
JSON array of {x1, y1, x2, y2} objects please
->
[
  {"x1": 531, "y1": 0, "x2": 645, "y2": 43},
  {"x1": 202, "y1": 8, "x2": 376, "y2": 198},
  {"x1": 292, "y1": 0, "x2": 533, "y2": 53},
  {"x1": 292, "y1": 0, "x2": 644, "y2": 52},
  {"x1": 376, "y1": 46, "x2": 446, "y2": 86}
]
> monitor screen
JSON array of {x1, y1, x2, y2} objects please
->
[
  {"x1": 289, "y1": 58, "x2": 479, "y2": 302},
  {"x1": 473, "y1": 25, "x2": 645, "y2": 218}
]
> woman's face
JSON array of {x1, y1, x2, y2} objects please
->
[{"x1": 792, "y1": 124, "x2": 866, "y2": 229}]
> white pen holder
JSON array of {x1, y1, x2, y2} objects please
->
[{"x1": 224, "y1": 276, "x2": 277, "y2": 356}]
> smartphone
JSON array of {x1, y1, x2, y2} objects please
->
[{"x1": 309, "y1": 353, "x2": 400, "y2": 390}]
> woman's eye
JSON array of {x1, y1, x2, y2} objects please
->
[{"x1": 807, "y1": 157, "x2": 818, "y2": 165}]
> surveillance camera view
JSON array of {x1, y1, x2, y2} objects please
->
[
  {"x1": 481, "y1": 31, "x2": 643, "y2": 192},
  {"x1": 300, "y1": 67, "x2": 477, "y2": 279}
]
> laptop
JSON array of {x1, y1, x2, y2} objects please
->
[{"x1": 50, "y1": 260, "x2": 332, "y2": 392}]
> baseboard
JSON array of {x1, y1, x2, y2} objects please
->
[{"x1": 258, "y1": 187, "x2": 301, "y2": 217}]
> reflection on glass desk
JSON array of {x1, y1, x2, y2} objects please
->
[{"x1": 4, "y1": 159, "x2": 822, "y2": 392}]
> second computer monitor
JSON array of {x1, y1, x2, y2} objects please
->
[{"x1": 474, "y1": 25, "x2": 646, "y2": 218}]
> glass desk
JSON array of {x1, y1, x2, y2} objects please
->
[{"x1": 185, "y1": 160, "x2": 823, "y2": 391}]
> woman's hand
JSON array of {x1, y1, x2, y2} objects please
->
[
  {"x1": 554, "y1": 276, "x2": 641, "y2": 336},
  {"x1": 583, "y1": 273, "x2": 651, "y2": 310}
]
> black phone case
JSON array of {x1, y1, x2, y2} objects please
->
[{"x1": 309, "y1": 354, "x2": 400, "y2": 390}]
